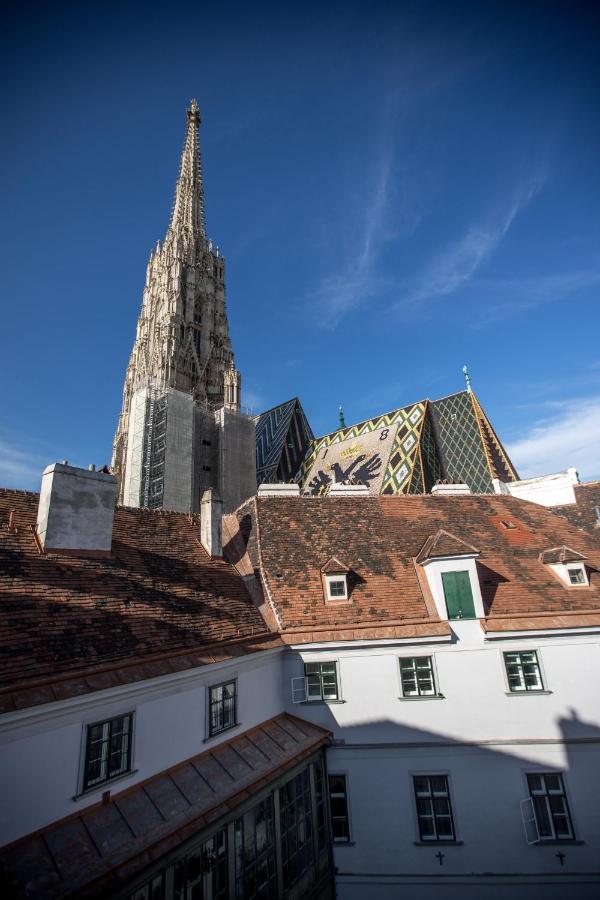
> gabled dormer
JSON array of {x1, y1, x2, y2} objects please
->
[
  {"x1": 416, "y1": 530, "x2": 485, "y2": 621},
  {"x1": 539, "y1": 546, "x2": 589, "y2": 587},
  {"x1": 321, "y1": 556, "x2": 351, "y2": 602}
]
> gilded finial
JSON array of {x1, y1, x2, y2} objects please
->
[{"x1": 462, "y1": 365, "x2": 472, "y2": 393}]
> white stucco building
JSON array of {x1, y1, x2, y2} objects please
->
[{"x1": 0, "y1": 471, "x2": 599, "y2": 898}]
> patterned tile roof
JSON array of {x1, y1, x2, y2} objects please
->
[
  {"x1": 254, "y1": 397, "x2": 313, "y2": 485},
  {"x1": 0, "y1": 713, "x2": 330, "y2": 899},
  {"x1": 235, "y1": 494, "x2": 600, "y2": 637},
  {"x1": 0, "y1": 489, "x2": 277, "y2": 712}
]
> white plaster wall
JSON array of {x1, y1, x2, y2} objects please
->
[
  {"x1": 0, "y1": 650, "x2": 284, "y2": 845},
  {"x1": 332, "y1": 743, "x2": 599, "y2": 898},
  {"x1": 422, "y1": 556, "x2": 485, "y2": 620},
  {"x1": 494, "y1": 469, "x2": 579, "y2": 508},
  {"x1": 284, "y1": 634, "x2": 600, "y2": 744},
  {"x1": 284, "y1": 631, "x2": 600, "y2": 891}
]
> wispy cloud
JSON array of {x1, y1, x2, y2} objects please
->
[
  {"x1": 0, "y1": 438, "x2": 47, "y2": 491},
  {"x1": 507, "y1": 396, "x2": 600, "y2": 482},
  {"x1": 468, "y1": 266, "x2": 600, "y2": 328},
  {"x1": 311, "y1": 151, "x2": 395, "y2": 328},
  {"x1": 398, "y1": 176, "x2": 546, "y2": 309}
]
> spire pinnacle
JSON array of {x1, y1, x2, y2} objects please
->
[
  {"x1": 339, "y1": 404, "x2": 346, "y2": 428},
  {"x1": 170, "y1": 100, "x2": 206, "y2": 239},
  {"x1": 462, "y1": 364, "x2": 472, "y2": 393}
]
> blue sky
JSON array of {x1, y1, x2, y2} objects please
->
[{"x1": 1, "y1": 0, "x2": 600, "y2": 490}]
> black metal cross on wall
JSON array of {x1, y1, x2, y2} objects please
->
[
  {"x1": 556, "y1": 851, "x2": 566, "y2": 866},
  {"x1": 435, "y1": 851, "x2": 445, "y2": 865}
]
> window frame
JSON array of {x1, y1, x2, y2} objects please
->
[
  {"x1": 567, "y1": 565, "x2": 587, "y2": 586},
  {"x1": 398, "y1": 655, "x2": 441, "y2": 699},
  {"x1": 328, "y1": 772, "x2": 352, "y2": 843},
  {"x1": 324, "y1": 573, "x2": 349, "y2": 602},
  {"x1": 207, "y1": 677, "x2": 238, "y2": 738},
  {"x1": 412, "y1": 773, "x2": 457, "y2": 843},
  {"x1": 503, "y1": 649, "x2": 546, "y2": 694},
  {"x1": 303, "y1": 660, "x2": 340, "y2": 702},
  {"x1": 81, "y1": 712, "x2": 134, "y2": 793},
  {"x1": 526, "y1": 772, "x2": 575, "y2": 842}
]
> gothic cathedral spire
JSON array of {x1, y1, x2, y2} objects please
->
[
  {"x1": 111, "y1": 102, "x2": 253, "y2": 513},
  {"x1": 169, "y1": 99, "x2": 206, "y2": 242}
]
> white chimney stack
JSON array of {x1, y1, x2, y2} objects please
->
[
  {"x1": 257, "y1": 483, "x2": 300, "y2": 497},
  {"x1": 327, "y1": 482, "x2": 369, "y2": 496},
  {"x1": 36, "y1": 463, "x2": 118, "y2": 553},
  {"x1": 201, "y1": 488, "x2": 223, "y2": 557},
  {"x1": 431, "y1": 482, "x2": 472, "y2": 496}
]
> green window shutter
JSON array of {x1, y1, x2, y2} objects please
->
[{"x1": 442, "y1": 571, "x2": 476, "y2": 619}]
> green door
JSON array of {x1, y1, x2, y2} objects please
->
[{"x1": 441, "y1": 571, "x2": 476, "y2": 619}]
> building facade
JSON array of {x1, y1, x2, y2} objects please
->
[
  {"x1": 1, "y1": 470, "x2": 600, "y2": 897},
  {"x1": 112, "y1": 102, "x2": 255, "y2": 514}
]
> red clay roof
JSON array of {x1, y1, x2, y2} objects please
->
[
  {"x1": 321, "y1": 556, "x2": 350, "y2": 574},
  {"x1": 235, "y1": 494, "x2": 600, "y2": 636},
  {"x1": 552, "y1": 481, "x2": 600, "y2": 539},
  {"x1": 539, "y1": 545, "x2": 587, "y2": 564},
  {"x1": 415, "y1": 529, "x2": 480, "y2": 564},
  {"x1": 0, "y1": 490, "x2": 278, "y2": 711},
  {"x1": 0, "y1": 713, "x2": 330, "y2": 900}
]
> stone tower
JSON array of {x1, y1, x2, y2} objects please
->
[{"x1": 112, "y1": 101, "x2": 256, "y2": 513}]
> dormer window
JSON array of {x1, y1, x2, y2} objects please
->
[
  {"x1": 539, "y1": 547, "x2": 589, "y2": 587},
  {"x1": 321, "y1": 556, "x2": 351, "y2": 603},
  {"x1": 415, "y1": 530, "x2": 485, "y2": 622}
]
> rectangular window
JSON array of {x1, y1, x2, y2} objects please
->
[
  {"x1": 413, "y1": 775, "x2": 455, "y2": 841},
  {"x1": 400, "y1": 656, "x2": 437, "y2": 697},
  {"x1": 173, "y1": 828, "x2": 228, "y2": 900},
  {"x1": 304, "y1": 661, "x2": 338, "y2": 701},
  {"x1": 280, "y1": 769, "x2": 315, "y2": 891},
  {"x1": 209, "y1": 680, "x2": 237, "y2": 736},
  {"x1": 568, "y1": 566, "x2": 585, "y2": 585},
  {"x1": 504, "y1": 651, "x2": 544, "y2": 692},
  {"x1": 327, "y1": 578, "x2": 347, "y2": 599},
  {"x1": 527, "y1": 773, "x2": 574, "y2": 840},
  {"x1": 441, "y1": 571, "x2": 476, "y2": 619},
  {"x1": 83, "y1": 713, "x2": 133, "y2": 791},
  {"x1": 234, "y1": 796, "x2": 277, "y2": 899},
  {"x1": 328, "y1": 774, "x2": 350, "y2": 842}
]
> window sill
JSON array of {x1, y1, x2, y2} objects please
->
[
  {"x1": 398, "y1": 694, "x2": 445, "y2": 701},
  {"x1": 73, "y1": 769, "x2": 138, "y2": 800},
  {"x1": 333, "y1": 841, "x2": 356, "y2": 847},
  {"x1": 534, "y1": 839, "x2": 584, "y2": 846},
  {"x1": 413, "y1": 840, "x2": 464, "y2": 846},
  {"x1": 505, "y1": 690, "x2": 553, "y2": 697},
  {"x1": 302, "y1": 700, "x2": 346, "y2": 705},
  {"x1": 203, "y1": 722, "x2": 241, "y2": 743}
]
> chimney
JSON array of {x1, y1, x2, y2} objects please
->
[
  {"x1": 201, "y1": 488, "x2": 223, "y2": 557},
  {"x1": 431, "y1": 482, "x2": 472, "y2": 496},
  {"x1": 36, "y1": 462, "x2": 118, "y2": 553},
  {"x1": 327, "y1": 482, "x2": 369, "y2": 496},
  {"x1": 257, "y1": 483, "x2": 300, "y2": 497}
]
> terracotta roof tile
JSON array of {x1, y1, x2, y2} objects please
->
[
  {"x1": 235, "y1": 494, "x2": 600, "y2": 634},
  {"x1": 415, "y1": 530, "x2": 480, "y2": 563},
  {"x1": 0, "y1": 490, "x2": 278, "y2": 710},
  {"x1": 539, "y1": 545, "x2": 587, "y2": 564}
]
